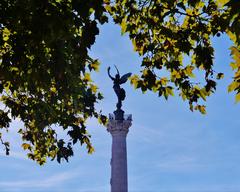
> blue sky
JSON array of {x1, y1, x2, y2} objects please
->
[{"x1": 0, "y1": 21, "x2": 240, "y2": 192}]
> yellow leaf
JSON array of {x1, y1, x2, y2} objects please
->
[
  {"x1": 22, "y1": 143, "x2": 31, "y2": 150},
  {"x1": 142, "y1": 69, "x2": 148, "y2": 76},
  {"x1": 2, "y1": 28, "x2": 11, "y2": 41},
  {"x1": 3, "y1": 81, "x2": 11, "y2": 93},
  {"x1": 228, "y1": 81, "x2": 238, "y2": 92},
  {"x1": 121, "y1": 19, "x2": 127, "y2": 34},
  {"x1": 90, "y1": 60, "x2": 100, "y2": 71},
  {"x1": 160, "y1": 77, "x2": 168, "y2": 86},
  {"x1": 105, "y1": 5, "x2": 112, "y2": 12},
  {"x1": 90, "y1": 84, "x2": 98, "y2": 93},
  {"x1": 230, "y1": 62, "x2": 238, "y2": 70},
  {"x1": 230, "y1": 46, "x2": 240, "y2": 67},
  {"x1": 50, "y1": 86, "x2": 57, "y2": 93},
  {"x1": 196, "y1": 1, "x2": 205, "y2": 9},
  {"x1": 171, "y1": 70, "x2": 181, "y2": 79},
  {"x1": 195, "y1": 105, "x2": 206, "y2": 114},
  {"x1": 180, "y1": 92, "x2": 187, "y2": 101},
  {"x1": 185, "y1": 9, "x2": 192, "y2": 15},
  {"x1": 130, "y1": 75, "x2": 139, "y2": 89},
  {"x1": 217, "y1": 0, "x2": 230, "y2": 6},
  {"x1": 227, "y1": 30, "x2": 237, "y2": 43},
  {"x1": 235, "y1": 93, "x2": 240, "y2": 103},
  {"x1": 88, "y1": 146, "x2": 95, "y2": 154},
  {"x1": 199, "y1": 105, "x2": 206, "y2": 114},
  {"x1": 199, "y1": 89, "x2": 207, "y2": 101},
  {"x1": 84, "y1": 73, "x2": 91, "y2": 81},
  {"x1": 166, "y1": 87, "x2": 174, "y2": 96},
  {"x1": 152, "y1": 85, "x2": 158, "y2": 93},
  {"x1": 185, "y1": 66, "x2": 195, "y2": 78}
]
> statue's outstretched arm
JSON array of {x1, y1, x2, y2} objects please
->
[
  {"x1": 114, "y1": 65, "x2": 120, "y2": 76},
  {"x1": 108, "y1": 67, "x2": 115, "y2": 81}
]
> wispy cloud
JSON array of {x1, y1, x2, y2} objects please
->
[
  {"x1": 0, "y1": 170, "x2": 78, "y2": 190},
  {"x1": 155, "y1": 155, "x2": 206, "y2": 172},
  {"x1": 75, "y1": 184, "x2": 109, "y2": 192}
]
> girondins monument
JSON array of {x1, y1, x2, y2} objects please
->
[{"x1": 107, "y1": 66, "x2": 132, "y2": 192}]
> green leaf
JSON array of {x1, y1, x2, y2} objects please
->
[{"x1": 216, "y1": 73, "x2": 224, "y2": 80}]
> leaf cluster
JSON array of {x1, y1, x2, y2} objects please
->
[
  {"x1": 0, "y1": 0, "x2": 107, "y2": 164},
  {"x1": 107, "y1": 0, "x2": 240, "y2": 114}
]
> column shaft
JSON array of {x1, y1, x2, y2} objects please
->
[
  {"x1": 111, "y1": 134, "x2": 128, "y2": 192},
  {"x1": 107, "y1": 117, "x2": 132, "y2": 192}
]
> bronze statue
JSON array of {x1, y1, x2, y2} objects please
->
[{"x1": 108, "y1": 66, "x2": 131, "y2": 120}]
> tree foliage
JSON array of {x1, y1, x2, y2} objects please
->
[
  {"x1": 0, "y1": 0, "x2": 239, "y2": 164},
  {"x1": 107, "y1": 0, "x2": 240, "y2": 113},
  {"x1": 0, "y1": 0, "x2": 108, "y2": 164}
]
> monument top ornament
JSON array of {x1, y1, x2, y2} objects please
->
[{"x1": 107, "y1": 66, "x2": 131, "y2": 121}]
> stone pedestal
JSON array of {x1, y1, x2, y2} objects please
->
[{"x1": 107, "y1": 114, "x2": 132, "y2": 192}]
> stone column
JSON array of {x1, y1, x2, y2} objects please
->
[{"x1": 107, "y1": 114, "x2": 132, "y2": 192}]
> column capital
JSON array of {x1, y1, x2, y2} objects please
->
[{"x1": 107, "y1": 114, "x2": 132, "y2": 136}]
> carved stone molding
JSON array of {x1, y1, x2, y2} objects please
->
[{"x1": 107, "y1": 114, "x2": 132, "y2": 136}]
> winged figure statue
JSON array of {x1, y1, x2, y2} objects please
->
[{"x1": 108, "y1": 66, "x2": 132, "y2": 111}]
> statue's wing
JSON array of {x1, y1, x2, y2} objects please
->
[{"x1": 120, "y1": 73, "x2": 132, "y2": 84}]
